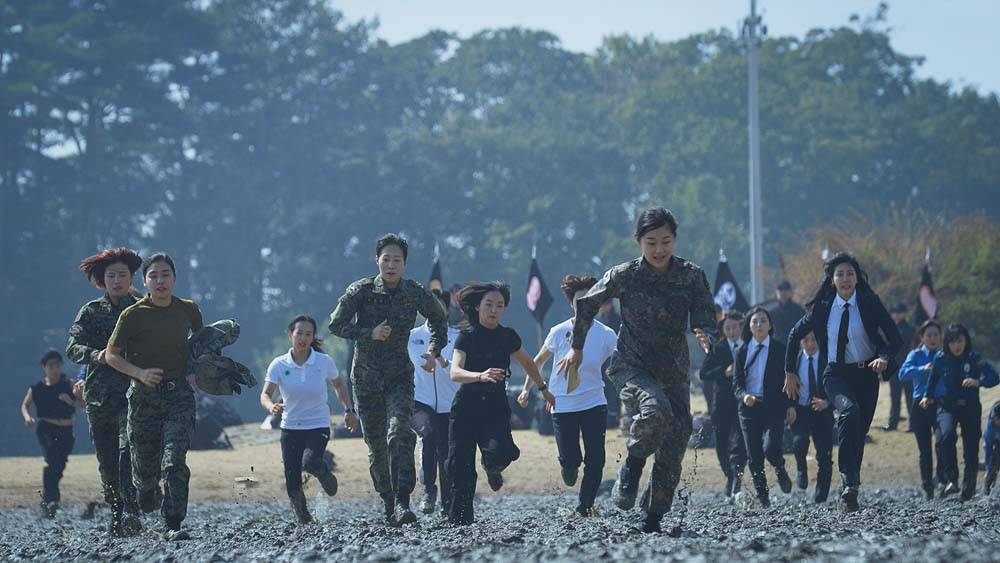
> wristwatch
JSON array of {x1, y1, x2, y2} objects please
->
[
  {"x1": 345, "y1": 407, "x2": 356, "y2": 415},
  {"x1": 537, "y1": 383, "x2": 548, "y2": 392}
]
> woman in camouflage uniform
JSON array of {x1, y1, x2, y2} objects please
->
[
  {"x1": 66, "y1": 247, "x2": 144, "y2": 536},
  {"x1": 559, "y1": 208, "x2": 716, "y2": 533}
]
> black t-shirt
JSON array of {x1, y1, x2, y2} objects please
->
[
  {"x1": 31, "y1": 376, "x2": 76, "y2": 420},
  {"x1": 454, "y1": 324, "x2": 522, "y2": 393}
]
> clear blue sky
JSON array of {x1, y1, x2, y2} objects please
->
[{"x1": 333, "y1": 0, "x2": 999, "y2": 95}]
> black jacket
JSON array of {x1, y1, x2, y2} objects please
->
[
  {"x1": 792, "y1": 350, "x2": 828, "y2": 400},
  {"x1": 734, "y1": 337, "x2": 793, "y2": 412},
  {"x1": 784, "y1": 291, "x2": 903, "y2": 375},
  {"x1": 702, "y1": 340, "x2": 739, "y2": 406}
]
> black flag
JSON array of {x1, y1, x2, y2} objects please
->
[
  {"x1": 526, "y1": 255, "x2": 553, "y2": 325},
  {"x1": 914, "y1": 249, "x2": 938, "y2": 325},
  {"x1": 428, "y1": 244, "x2": 442, "y2": 291},
  {"x1": 713, "y1": 251, "x2": 749, "y2": 312}
]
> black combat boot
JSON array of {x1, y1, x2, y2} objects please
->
[
  {"x1": 420, "y1": 490, "x2": 437, "y2": 514},
  {"x1": 612, "y1": 456, "x2": 646, "y2": 510},
  {"x1": 394, "y1": 494, "x2": 417, "y2": 525}
]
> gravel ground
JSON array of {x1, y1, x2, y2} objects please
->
[{"x1": 2, "y1": 486, "x2": 999, "y2": 562}]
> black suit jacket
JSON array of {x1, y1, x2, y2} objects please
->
[
  {"x1": 793, "y1": 350, "x2": 828, "y2": 400},
  {"x1": 734, "y1": 337, "x2": 793, "y2": 412},
  {"x1": 702, "y1": 340, "x2": 739, "y2": 406},
  {"x1": 784, "y1": 291, "x2": 903, "y2": 375}
]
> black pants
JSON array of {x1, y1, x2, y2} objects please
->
[
  {"x1": 887, "y1": 370, "x2": 913, "y2": 428},
  {"x1": 985, "y1": 436, "x2": 1000, "y2": 494},
  {"x1": 603, "y1": 378, "x2": 621, "y2": 429},
  {"x1": 551, "y1": 405, "x2": 607, "y2": 509},
  {"x1": 413, "y1": 401, "x2": 452, "y2": 510},
  {"x1": 910, "y1": 398, "x2": 938, "y2": 489},
  {"x1": 447, "y1": 388, "x2": 520, "y2": 524},
  {"x1": 37, "y1": 421, "x2": 74, "y2": 503},
  {"x1": 936, "y1": 400, "x2": 981, "y2": 496},
  {"x1": 738, "y1": 403, "x2": 786, "y2": 495},
  {"x1": 712, "y1": 390, "x2": 746, "y2": 479},
  {"x1": 702, "y1": 383, "x2": 716, "y2": 418},
  {"x1": 824, "y1": 363, "x2": 879, "y2": 479},
  {"x1": 279, "y1": 427, "x2": 332, "y2": 497},
  {"x1": 790, "y1": 405, "x2": 834, "y2": 495}
]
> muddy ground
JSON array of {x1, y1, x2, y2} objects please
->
[
  {"x1": 3, "y1": 387, "x2": 999, "y2": 560},
  {"x1": 1, "y1": 487, "x2": 998, "y2": 562}
]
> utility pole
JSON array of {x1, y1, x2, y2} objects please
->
[{"x1": 743, "y1": 0, "x2": 766, "y2": 304}]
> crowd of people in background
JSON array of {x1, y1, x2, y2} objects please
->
[{"x1": 20, "y1": 207, "x2": 1000, "y2": 540}]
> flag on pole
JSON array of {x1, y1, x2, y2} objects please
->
[
  {"x1": 526, "y1": 245, "x2": 553, "y2": 326},
  {"x1": 713, "y1": 249, "x2": 750, "y2": 312},
  {"x1": 914, "y1": 247, "x2": 938, "y2": 325},
  {"x1": 428, "y1": 243, "x2": 442, "y2": 291}
]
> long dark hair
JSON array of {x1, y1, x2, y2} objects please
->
[
  {"x1": 805, "y1": 252, "x2": 875, "y2": 307},
  {"x1": 455, "y1": 281, "x2": 511, "y2": 329},
  {"x1": 741, "y1": 305, "x2": 775, "y2": 343},
  {"x1": 288, "y1": 315, "x2": 324, "y2": 352},
  {"x1": 942, "y1": 323, "x2": 973, "y2": 358}
]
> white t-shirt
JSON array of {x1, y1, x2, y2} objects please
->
[
  {"x1": 408, "y1": 324, "x2": 462, "y2": 414},
  {"x1": 544, "y1": 318, "x2": 617, "y2": 414},
  {"x1": 265, "y1": 349, "x2": 340, "y2": 430}
]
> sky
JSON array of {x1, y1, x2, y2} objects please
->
[{"x1": 332, "y1": 0, "x2": 999, "y2": 95}]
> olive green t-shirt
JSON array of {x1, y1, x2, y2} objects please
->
[{"x1": 108, "y1": 295, "x2": 203, "y2": 381}]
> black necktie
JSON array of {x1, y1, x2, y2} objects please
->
[
  {"x1": 836, "y1": 302, "x2": 851, "y2": 364},
  {"x1": 808, "y1": 355, "x2": 818, "y2": 403}
]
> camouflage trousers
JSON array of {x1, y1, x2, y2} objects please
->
[
  {"x1": 611, "y1": 363, "x2": 692, "y2": 516},
  {"x1": 351, "y1": 367, "x2": 416, "y2": 498},
  {"x1": 85, "y1": 395, "x2": 139, "y2": 514},
  {"x1": 127, "y1": 380, "x2": 195, "y2": 524}
]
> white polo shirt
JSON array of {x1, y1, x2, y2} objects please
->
[
  {"x1": 544, "y1": 318, "x2": 618, "y2": 414},
  {"x1": 408, "y1": 324, "x2": 462, "y2": 414},
  {"x1": 265, "y1": 349, "x2": 340, "y2": 430}
]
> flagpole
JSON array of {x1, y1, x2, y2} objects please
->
[
  {"x1": 532, "y1": 242, "x2": 543, "y2": 348},
  {"x1": 743, "y1": 0, "x2": 765, "y2": 304}
]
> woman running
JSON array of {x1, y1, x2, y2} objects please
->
[
  {"x1": 447, "y1": 281, "x2": 555, "y2": 525},
  {"x1": 261, "y1": 315, "x2": 359, "y2": 523}
]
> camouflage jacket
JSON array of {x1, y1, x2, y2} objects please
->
[
  {"x1": 329, "y1": 276, "x2": 448, "y2": 374},
  {"x1": 66, "y1": 293, "x2": 138, "y2": 407},
  {"x1": 189, "y1": 319, "x2": 257, "y2": 396},
  {"x1": 572, "y1": 256, "x2": 717, "y2": 385}
]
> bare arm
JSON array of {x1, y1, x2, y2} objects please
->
[
  {"x1": 105, "y1": 345, "x2": 163, "y2": 388},
  {"x1": 260, "y1": 382, "x2": 280, "y2": 414},
  {"x1": 329, "y1": 378, "x2": 354, "y2": 411},
  {"x1": 21, "y1": 388, "x2": 35, "y2": 426},
  {"x1": 514, "y1": 347, "x2": 554, "y2": 408},
  {"x1": 522, "y1": 348, "x2": 553, "y2": 393},
  {"x1": 450, "y1": 349, "x2": 498, "y2": 384},
  {"x1": 330, "y1": 377, "x2": 360, "y2": 432}
]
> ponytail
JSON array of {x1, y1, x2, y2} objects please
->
[{"x1": 287, "y1": 315, "x2": 324, "y2": 353}]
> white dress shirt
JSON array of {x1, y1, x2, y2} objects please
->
[
  {"x1": 827, "y1": 292, "x2": 876, "y2": 364},
  {"x1": 796, "y1": 351, "x2": 819, "y2": 406},
  {"x1": 744, "y1": 335, "x2": 770, "y2": 397}
]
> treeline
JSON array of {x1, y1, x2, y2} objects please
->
[{"x1": 3, "y1": 1, "x2": 998, "y2": 453}]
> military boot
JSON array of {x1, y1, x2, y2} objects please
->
[{"x1": 612, "y1": 456, "x2": 646, "y2": 510}]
